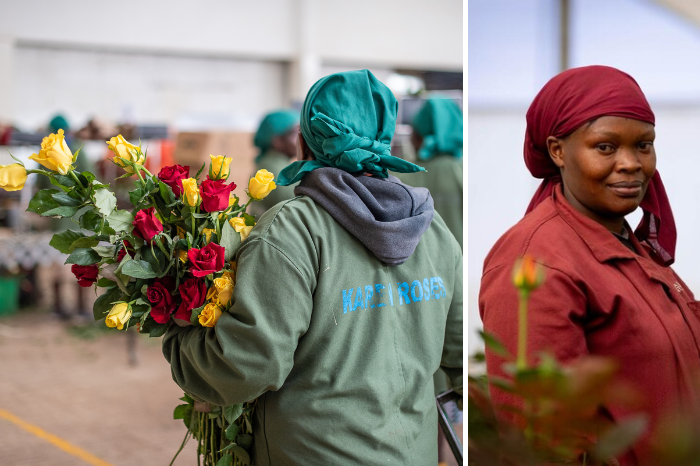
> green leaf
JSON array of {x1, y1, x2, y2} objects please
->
[
  {"x1": 191, "y1": 212, "x2": 209, "y2": 219},
  {"x1": 220, "y1": 220, "x2": 241, "y2": 262},
  {"x1": 107, "y1": 209, "x2": 134, "y2": 233},
  {"x1": 479, "y1": 330, "x2": 511, "y2": 359},
  {"x1": 236, "y1": 434, "x2": 253, "y2": 450},
  {"x1": 70, "y1": 236, "x2": 100, "y2": 251},
  {"x1": 180, "y1": 393, "x2": 194, "y2": 404},
  {"x1": 592, "y1": 414, "x2": 648, "y2": 461},
  {"x1": 50, "y1": 230, "x2": 86, "y2": 254},
  {"x1": 93, "y1": 287, "x2": 124, "y2": 321},
  {"x1": 122, "y1": 260, "x2": 158, "y2": 279},
  {"x1": 94, "y1": 188, "x2": 117, "y2": 216},
  {"x1": 216, "y1": 453, "x2": 233, "y2": 466},
  {"x1": 41, "y1": 205, "x2": 80, "y2": 218},
  {"x1": 173, "y1": 403, "x2": 191, "y2": 420},
  {"x1": 241, "y1": 213, "x2": 256, "y2": 227},
  {"x1": 79, "y1": 209, "x2": 103, "y2": 232},
  {"x1": 128, "y1": 187, "x2": 146, "y2": 206},
  {"x1": 149, "y1": 322, "x2": 168, "y2": 338},
  {"x1": 223, "y1": 404, "x2": 244, "y2": 424},
  {"x1": 96, "y1": 277, "x2": 116, "y2": 287},
  {"x1": 27, "y1": 189, "x2": 61, "y2": 215},
  {"x1": 52, "y1": 173, "x2": 76, "y2": 187},
  {"x1": 195, "y1": 162, "x2": 205, "y2": 180},
  {"x1": 225, "y1": 423, "x2": 240, "y2": 441},
  {"x1": 51, "y1": 191, "x2": 82, "y2": 207},
  {"x1": 189, "y1": 303, "x2": 206, "y2": 325},
  {"x1": 226, "y1": 445, "x2": 250, "y2": 464},
  {"x1": 81, "y1": 171, "x2": 96, "y2": 184},
  {"x1": 92, "y1": 245, "x2": 116, "y2": 258},
  {"x1": 142, "y1": 247, "x2": 166, "y2": 275},
  {"x1": 65, "y1": 248, "x2": 101, "y2": 265}
]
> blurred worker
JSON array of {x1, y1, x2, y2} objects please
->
[
  {"x1": 250, "y1": 109, "x2": 299, "y2": 216},
  {"x1": 397, "y1": 98, "x2": 463, "y2": 250}
]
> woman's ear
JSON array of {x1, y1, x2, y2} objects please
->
[
  {"x1": 297, "y1": 132, "x2": 315, "y2": 162},
  {"x1": 546, "y1": 136, "x2": 565, "y2": 169}
]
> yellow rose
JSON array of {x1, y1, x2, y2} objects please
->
[
  {"x1": 0, "y1": 164, "x2": 27, "y2": 191},
  {"x1": 179, "y1": 250, "x2": 188, "y2": 263},
  {"x1": 106, "y1": 134, "x2": 144, "y2": 173},
  {"x1": 198, "y1": 302, "x2": 222, "y2": 327},
  {"x1": 202, "y1": 228, "x2": 216, "y2": 244},
  {"x1": 206, "y1": 285, "x2": 218, "y2": 303},
  {"x1": 214, "y1": 274, "x2": 234, "y2": 306},
  {"x1": 105, "y1": 302, "x2": 132, "y2": 330},
  {"x1": 181, "y1": 178, "x2": 200, "y2": 207},
  {"x1": 229, "y1": 217, "x2": 254, "y2": 241},
  {"x1": 29, "y1": 129, "x2": 74, "y2": 175},
  {"x1": 209, "y1": 155, "x2": 232, "y2": 180},
  {"x1": 248, "y1": 169, "x2": 276, "y2": 200}
]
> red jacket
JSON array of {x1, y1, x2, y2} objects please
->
[{"x1": 480, "y1": 184, "x2": 700, "y2": 463}]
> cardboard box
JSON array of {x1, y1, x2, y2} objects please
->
[{"x1": 174, "y1": 132, "x2": 257, "y2": 200}]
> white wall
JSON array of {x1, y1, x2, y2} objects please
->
[{"x1": 13, "y1": 45, "x2": 287, "y2": 131}]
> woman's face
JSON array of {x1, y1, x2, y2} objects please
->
[{"x1": 547, "y1": 116, "x2": 656, "y2": 233}]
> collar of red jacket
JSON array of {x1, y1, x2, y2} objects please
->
[{"x1": 551, "y1": 183, "x2": 646, "y2": 264}]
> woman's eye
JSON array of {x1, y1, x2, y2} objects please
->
[{"x1": 596, "y1": 144, "x2": 615, "y2": 153}]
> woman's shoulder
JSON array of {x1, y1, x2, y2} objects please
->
[{"x1": 482, "y1": 199, "x2": 589, "y2": 276}]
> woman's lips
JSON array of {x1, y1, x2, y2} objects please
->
[{"x1": 609, "y1": 181, "x2": 643, "y2": 197}]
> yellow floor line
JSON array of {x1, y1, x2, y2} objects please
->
[{"x1": 0, "y1": 408, "x2": 115, "y2": 466}]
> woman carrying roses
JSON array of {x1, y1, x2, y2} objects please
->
[{"x1": 162, "y1": 70, "x2": 462, "y2": 466}]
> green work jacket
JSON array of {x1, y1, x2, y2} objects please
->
[
  {"x1": 163, "y1": 195, "x2": 463, "y2": 466},
  {"x1": 396, "y1": 154, "x2": 463, "y2": 250}
]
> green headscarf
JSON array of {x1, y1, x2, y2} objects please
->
[
  {"x1": 277, "y1": 70, "x2": 425, "y2": 186},
  {"x1": 49, "y1": 114, "x2": 70, "y2": 134},
  {"x1": 253, "y1": 110, "x2": 299, "y2": 164},
  {"x1": 412, "y1": 98, "x2": 463, "y2": 160}
]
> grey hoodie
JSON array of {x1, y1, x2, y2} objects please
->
[{"x1": 294, "y1": 167, "x2": 434, "y2": 265}]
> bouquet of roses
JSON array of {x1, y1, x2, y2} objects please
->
[{"x1": 0, "y1": 129, "x2": 277, "y2": 465}]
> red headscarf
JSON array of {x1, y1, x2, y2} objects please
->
[{"x1": 524, "y1": 65, "x2": 676, "y2": 265}]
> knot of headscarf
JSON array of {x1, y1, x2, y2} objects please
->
[
  {"x1": 524, "y1": 65, "x2": 676, "y2": 265},
  {"x1": 253, "y1": 109, "x2": 299, "y2": 164},
  {"x1": 277, "y1": 69, "x2": 425, "y2": 186},
  {"x1": 412, "y1": 98, "x2": 463, "y2": 161}
]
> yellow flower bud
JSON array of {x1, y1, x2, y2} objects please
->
[
  {"x1": 105, "y1": 302, "x2": 132, "y2": 330},
  {"x1": 106, "y1": 134, "x2": 144, "y2": 174},
  {"x1": 214, "y1": 274, "x2": 234, "y2": 306},
  {"x1": 248, "y1": 169, "x2": 276, "y2": 200},
  {"x1": 177, "y1": 226, "x2": 187, "y2": 239},
  {"x1": 0, "y1": 164, "x2": 28, "y2": 191},
  {"x1": 229, "y1": 217, "x2": 254, "y2": 241},
  {"x1": 512, "y1": 255, "x2": 545, "y2": 292},
  {"x1": 202, "y1": 228, "x2": 216, "y2": 244},
  {"x1": 198, "y1": 302, "x2": 223, "y2": 327},
  {"x1": 181, "y1": 178, "x2": 200, "y2": 207},
  {"x1": 209, "y1": 154, "x2": 232, "y2": 180},
  {"x1": 179, "y1": 250, "x2": 188, "y2": 263},
  {"x1": 29, "y1": 129, "x2": 74, "y2": 175}
]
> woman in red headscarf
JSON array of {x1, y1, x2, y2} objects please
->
[{"x1": 479, "y1": 66, "x2": 700, "y2": 463}]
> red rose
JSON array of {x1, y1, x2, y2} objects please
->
[
  {"x1": 116, "y1": 240, "x2": 133, "y2": 262},
  {"x1": 158, "y1": 165, "x2": 190, "y2": 197},
  {"x1": 200, "y1": 178, "x2": 236, "y2": 212},
  {"x1": 132, "y1": 207, "x2": 163, "y2": 242},
  {"x1": 187, "y1": 242, "x2": 226, "y2": 278},
  {"x1": 147, "y1": 276, "x2": 176, "y2": 324},
  {"x1": 174, "y1": 277, "x2": 207, "y2": 322},
  {"x1": 71, "y1": 264, "x2": 99, "y2": 287}
]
